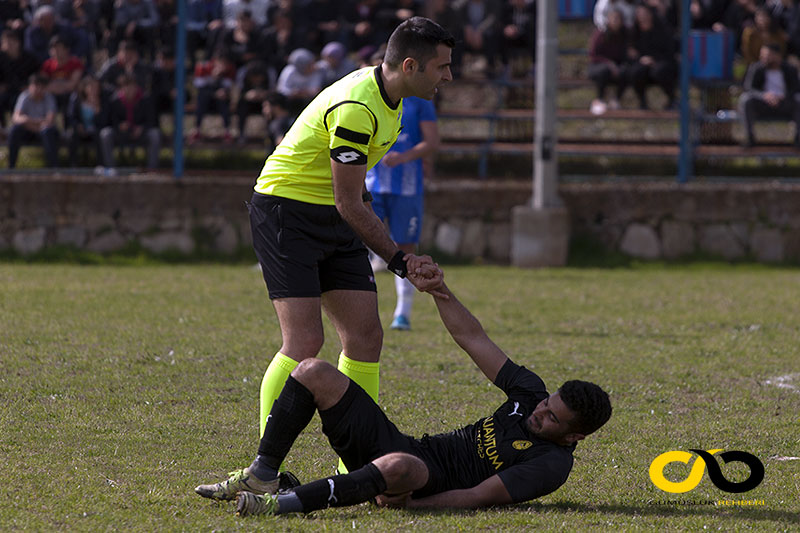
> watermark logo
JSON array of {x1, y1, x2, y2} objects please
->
[{"x1": 649, "y1": 449, "x2": 764, "y2": 494}]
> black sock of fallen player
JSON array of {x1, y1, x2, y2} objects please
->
[
  {"x1": 278, "y1": 463, "x2": 388, "y2": 514},
  {"x1": 250, "y1": 376, "x2": 317, "y2": 481}
]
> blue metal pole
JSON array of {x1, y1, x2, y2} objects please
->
[
  {"x1": 173, "y1": 0, "x2": 187, "y2": 178},
  {"x1": 678, "y1": 0, "x2": 693, "y2": 183}
]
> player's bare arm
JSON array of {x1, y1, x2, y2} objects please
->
[
  {"x1": 431, "y1": 281, "x2": 509, "y2": 383},
  {"x1": 376, "y1": 475, "x2": 513, "y2": 509}
]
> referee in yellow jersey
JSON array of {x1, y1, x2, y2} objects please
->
[{"x1": 247, "y1": 17, "x2": 455, "y2": 474}]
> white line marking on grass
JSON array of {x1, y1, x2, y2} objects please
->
[
  {"x1": 769, "y1": 456, "x2": 800, "y2": 461},
  {"x1": 764, "y1": 373, "x2": 800, "y2": 392}
]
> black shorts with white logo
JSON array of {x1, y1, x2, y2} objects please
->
[
  {"x1": 248, "y1": 192, "x2": 376, "y2": 299},
  {"x1": 319, "y1": 380, "x2": 418, "y2": 470},
  {"x1": 318, "y1": 380, "x2": 452, "y2": 498}
]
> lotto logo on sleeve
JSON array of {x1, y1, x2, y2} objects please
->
[
  {"x1": 649, "y1": 449, "x2": 764, "y2": 494},
  {"x1": 331, "y1": 146, "x2": 367, "y2": 165}
]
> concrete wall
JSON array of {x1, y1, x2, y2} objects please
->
[{"x1": 2, "y1": 174, "x2": 800, "y2": 264}]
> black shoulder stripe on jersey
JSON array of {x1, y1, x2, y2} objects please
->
[
  {"x1": 335, "y1": 126, "x2": 371, "y2": 145},
  {"x1": 323, "y1": 100, "x2": 378, "y2": 135},
  {"x1": 330, "y1": 145, "x2": 368, "y2": 165}
]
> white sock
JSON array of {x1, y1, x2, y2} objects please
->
[{"x1": 394, "y1": 276, "x2": 414, "y2": 318}]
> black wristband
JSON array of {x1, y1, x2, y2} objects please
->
[{"x1": 387, "y1": 250, "x2": 407, "y2": 278}]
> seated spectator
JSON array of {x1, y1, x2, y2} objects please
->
[
  {"x1": 713, "y1": 0, "x2": 759, "y2": 51},
  {"x1": 499, "y1": 0, "x2": 536, "y2": 78},
  {"x1": 40, "y1": 35, "x2": 85, "y2": 114},
  {"x1": 424, "y1": 0, "x2": 463, "y2": 77},
  {"x1": 628, "y1": 5, "x2": 677, "y2": 110},
  {"x1": 306, "y1": 0, "x2": 343, "y2": 52},
  {"x1": 737, "y1": 44, "x2": 800, "y2": 147},
  {"x1": 276, "y1": 47, "x2": 323, "y2": 115},
  {"x1": 594, "y1": 0, "x2": 636, "y2": 30},
  {"x1": 455, "y1": 0, "x2": 502, "y2": 76},
  {"x1": 315, "y1": 41, "x2": 358, "y2": 88},
  {"x1": 641, "y1": 0, "x2": 677, "y2": 31},
  {"x1": 110, "y1": 0, "x2": 160, "y2": 59},
  {"x1": 97, "y1": 40, "x2": 152, "y2": 95},
  {"x1": 222, "y1": 0, "x2": 270, "y2": 30},
  {"x1": 588, "y1": 8, "x2": 630, "y2": 115},
  {"x1": 372, "y1": 0, "x2": 418, "y2": 45},
  {"x1": 0, "y1": 29, "x2": 42, "y2": 131},
  {"x1": 785, "y1": 0, "x2": 800, "y2": 59},
  {"x1": 56, "y1": 0, "x2": 100, "y2": 67},
  {"x1": 261, "y1": 90, "x2": 293, "y2": 147},
  {"x1": 208, "y1": 9, "x2": 260, "y2": 68},
  {"x1": 189, "y1": 49, "x2": 236, "y2": 143},
  {"x1": 341, "y1": 0, "x2": 383, "y2": 51},
  {"x1": 99, "y1": 74, "x2": 161, "y2": 172},
  {"x1": 64, "y1": 74, "x2": 108, "y2": 166},
  {"x1": 0, "y1": 0, "x2": 26, "y2": 33},
  {"x1": 24, "y1": 5, "x2": 90, "y2": 65},
  {"x1": 235, "y1": 59, "x2": 272, "y2": 143},
  {"x1": 186, "y1": 0, "x2": 224, "y2": 66},
  {"x1": 741, "y1": 7, "x2": 788, "y2": 65},
  {"x1": 155, "y1": 0, "x2": 178, "y2": 51},
  {"x1": 7, "y1": 74, "x2": 60, "y2": 168},
  {"x1": 259, "y1": 7, "x2": 302, "y2": 75},
  {"x1": 151, "y1": 46, "x2": 179, "y2": 122},
  {"x1": 690, "y1": 0, "x2": 727, "y2": 30}
]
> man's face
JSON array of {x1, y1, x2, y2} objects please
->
[
  {"x1": 50, "y1": 43, "x2": 68, "y2": 61},
  {"x1": 408, "y1": 43, "x2": 452, "y2": 100},
  {"x1": 2, "y1": 35, "x2": 20, "y2": 55},
  {"x1": 760, "y1": 46, "x2": 780, "y2": 68},
  {"x1": 525, "y1": 392, "x2": 581, "y2": 445},
  {"x1": 30, "y1": 82, "x2": 45, "y2": 98}
]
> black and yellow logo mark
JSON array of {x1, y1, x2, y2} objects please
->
[{"x1": 649, "y1": 449, "x2": 764, "y2": 494}]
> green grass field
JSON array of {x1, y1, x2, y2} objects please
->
[{"x1": 1, "y1": 263, "x2": 799, "y2": 532}]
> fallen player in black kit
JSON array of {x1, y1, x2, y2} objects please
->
[{"x1": 195, "y1": 271, "x2": 612, "y2": 515}]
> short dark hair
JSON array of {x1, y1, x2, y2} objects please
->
[
  {"x1": 558, "y1": 380, "x2": 612, "y2": 435},
  {"x1": 267, "y1": 91, "x2": 288, "y2": 109},
  {"x1": 2, "y1": 29, "x2": 22, "y2": 42},
  {"x1": 383, "y1": 16, "x2": 455, "y2": 70},
  {"x1": 49, "y1": 35, "x2": 67, "y2": 49},
  {"x1": 30, "y1": 73, "x2": 49, "y2": 86}
]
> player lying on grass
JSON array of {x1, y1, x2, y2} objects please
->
[{"x1": 195, "y1": 271, "x2": 612, "y2": 515}]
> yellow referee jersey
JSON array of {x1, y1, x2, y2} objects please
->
[{"x1": 255, "y1": 66, "x2": 404, "y2": 205}]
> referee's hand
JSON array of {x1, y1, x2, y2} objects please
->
[{"x1": 405, "y1": 255, "x2": 447, "y2": 299}]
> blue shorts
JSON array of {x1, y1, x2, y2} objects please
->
[{"x1": 370, "y1": 193, "x2": 423, "y2": 244}]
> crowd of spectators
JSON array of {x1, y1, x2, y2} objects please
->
[
  {"x1": 0, "y1": 0, "x2": 538, "y2": 171},
  {"x1": 5, "y1": 0, "x2": 796, "y2": 169},
  {"x1": 589, "y1": 0, "x2": 800, "y2": 147}
]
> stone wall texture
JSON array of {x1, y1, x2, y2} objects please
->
[{"x1": 2, "y1": 174, "x2": 800, "y2": 264}]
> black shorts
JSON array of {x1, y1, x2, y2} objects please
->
[
  {"x1": 319, "y1": 381, "x2": 448, "y2": 498},
  {"x1": 248, "y1": 192, "x2": 377, "y2": 299}
]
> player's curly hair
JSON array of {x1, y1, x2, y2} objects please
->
[
  {"x1": 384, "y1": 16, "x2": 455, "y2": 71},
  {"x1": 558, "y1": 380, "x2": 612, "y2": 435}
]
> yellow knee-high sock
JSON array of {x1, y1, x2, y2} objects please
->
[
  {"x1": 337, "y1": 352, "x2": 380, "y2": 401},
  {"x1": 260, "y1": 352, "x2": 300, "y2": 437},
  {"x1": 336, "y1": 352, "x2": 380, "y2": 473}
]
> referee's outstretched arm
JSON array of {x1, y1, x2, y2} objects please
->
[{"x1": 430, "y1": 281, "x2": 509, "y2": 383}]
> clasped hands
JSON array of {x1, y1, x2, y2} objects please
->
[{"x1": 404, "y1": 254, "x2": 447, "y2": 299}]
